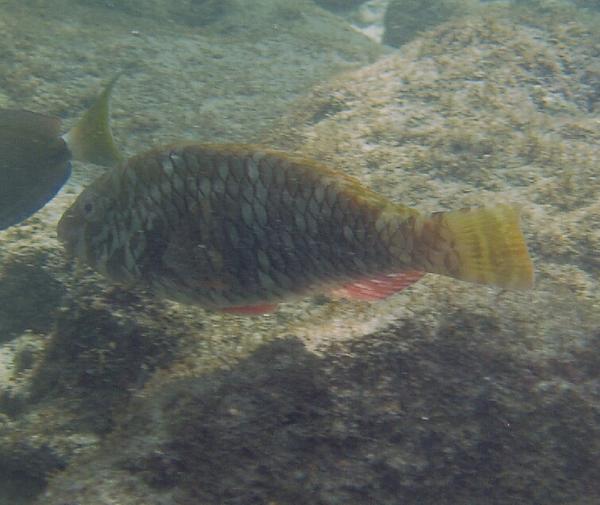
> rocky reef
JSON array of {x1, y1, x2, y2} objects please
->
[{"x1": 0, "y1": 1, "x2": 599, "y2": 504}]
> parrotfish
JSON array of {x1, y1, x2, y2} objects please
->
[
  {"x1": 0, "y1": 77, "x2": 121, "y2": 230},
  {"x1": 57, "y1": 143, "x2": 534, "y2": 314}
]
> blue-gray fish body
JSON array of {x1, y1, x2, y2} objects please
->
[{"x1": 0, "y1": 110, "x2": 71, "y2": 230}]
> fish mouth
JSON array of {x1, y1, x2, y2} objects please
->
[{"x1": 56, "y1": 211, "x2": 82, "y2": 258}]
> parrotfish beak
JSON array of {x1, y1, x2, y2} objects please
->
[{"x1": 56, "y1": 208, "x2": 82, "y2": 259}]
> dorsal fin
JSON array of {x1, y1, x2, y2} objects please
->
[{"x1": 63, "y1": 74, "x2": 123, "y2": 167}]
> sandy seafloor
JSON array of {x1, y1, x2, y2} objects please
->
[{"x1": 0, "y1": 0, "x2": 599, "y2": 504}]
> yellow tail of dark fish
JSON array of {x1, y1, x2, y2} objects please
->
[
  {"x1": 63, "y1": 74, "x2": 123, "y2": 167},
  {"x1": 421, "y1": 205, "x2": 534, "y2": 290}
]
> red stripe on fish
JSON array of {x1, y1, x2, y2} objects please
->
[{"x1": 331, "y1": 271, "x2": 424, "y2": 301}]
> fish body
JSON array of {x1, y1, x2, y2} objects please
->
[
  {"x1": 0, "y1": 110, "x2": 71, "y2": 230},
  {"x1": 0, "y1": 77, "x2": 121, "y2": 230},
  {"x1": 58, "y1": 143, "x2": 533, "y2": 313}
]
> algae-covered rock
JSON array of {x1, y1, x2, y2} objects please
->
[
  {"x1": 37, "y1": 321, "x2": 600, "y2": 504},
  {"x1": 0, "y1": 251, "x2": 65, "y2": 342},
  {"x1": 0, "y1": 0, "x2": 380, "y2": 151},
  {"x1": 383, "y1": 0, "x2": 478, "y2": 47}
]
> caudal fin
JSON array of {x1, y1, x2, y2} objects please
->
[
  {"x1": 422, "y1": 205, "x2": 534, "y2": 290},
  {"x1": 63, "y1": 74, "x2": 122, "y2": 167}
]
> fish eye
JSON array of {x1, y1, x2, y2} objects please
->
[{"x1": 79, "y1": 193, "x2": 101, "y2": 221}]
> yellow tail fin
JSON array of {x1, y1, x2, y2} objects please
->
[
  {"x1": 63, "y1": 74, "x2": 122, "y2": 167},
  {"x1": 423, "y1": 205, "x2": 534, "y2": 290}
]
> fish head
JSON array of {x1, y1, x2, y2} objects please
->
[{"x1": 57, "y1": 175, "x2": 115, "y2": 269}]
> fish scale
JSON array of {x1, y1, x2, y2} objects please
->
[{"x1": 58, "y1": 143, "x2": 534, "y2": 312}]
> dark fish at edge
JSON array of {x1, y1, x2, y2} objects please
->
[{"x1": 0, "y1": 76, "x2": 121, "y2": 230}]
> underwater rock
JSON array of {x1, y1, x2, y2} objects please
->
[
  {"x1": 0, "y1": 0, "x2": 380, "y2": 149},
  {"x1": 0, "y1": 252, "x2": 65, "y2": 342},
  {"x1": 383, "y1": 0, "x2": 477, "y2": 47},
  {"x1": 37, "y1": 324, "x2": 600, "y2": 504}
]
